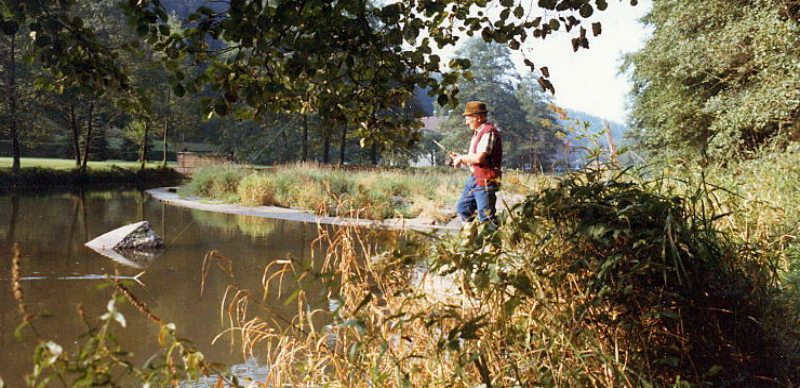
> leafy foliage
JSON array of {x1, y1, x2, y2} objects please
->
[
  {"x1": 114, "y1": 0, "x2": 624, "y2": 150},
  {"x1": 626, "y1": 0, "x2": 800, "y2": 162}
]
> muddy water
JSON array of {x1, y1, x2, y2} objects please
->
[{"x1": 0, "y1": 189, "x2": 341, "y2": 386}]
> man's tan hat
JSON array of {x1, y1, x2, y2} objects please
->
[{"x1": 463, "y1": 101, "x2": 488, "y2": 116}]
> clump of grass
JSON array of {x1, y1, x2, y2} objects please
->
[
  {"x1": 183, "y1": 164, "x2": 247, "y2": 202},
  {"x1": 237, "y1": 174, "x2": 277, "y2": 206},
  {"x1": 679, "y1": 146, "x2": 800, "y2": 318},
  {"x1": 187, "y1": 164, "x2": 465, "y2": 220}
]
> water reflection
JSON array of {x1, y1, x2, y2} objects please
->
[{"x1": 0, "y1": 189, "x2": 329, "y2": 386}]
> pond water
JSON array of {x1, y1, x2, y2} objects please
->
[{"x1": 0, "y1": 188, "x2": 351, "y2": 386}]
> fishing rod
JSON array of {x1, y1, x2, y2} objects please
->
[{"x1": 431, "y1": 139, "x2": 457, "y2": 167}]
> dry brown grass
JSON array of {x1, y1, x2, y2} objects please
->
[{"x1": 205, "y1": 163, "x2": 800, "y2": 387}]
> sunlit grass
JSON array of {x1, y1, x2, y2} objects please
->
[
  {"x1": 186, "y1": 163, "x2": 475, "y2": 220},
  {"x1": 8, "y1": 151, "x2": 799, "y2": 386},
  {"x1": 0, "y1": 157, "x2": 175, "y2": 170},
  {"x1": 184, "y1": 163, "x2": 549, "y2": 221}
]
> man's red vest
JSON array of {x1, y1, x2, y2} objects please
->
[{"x1": 470, "y1": 123, "x2": 502, "y2": 186}]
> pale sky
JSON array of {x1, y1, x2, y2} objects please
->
[
  {"x1": 514, "y1": 0, "x2": 653, "y2": 123},
  {"x1": 437, "y1": 0, "x2": 653, "y2": 124}
]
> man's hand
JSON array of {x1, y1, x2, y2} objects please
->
[{"x1": 449, "y1": 152, "x2": 462, "y2": 168}]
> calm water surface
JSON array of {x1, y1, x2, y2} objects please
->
[{"x1": 0, "y1": 188, "x2": 344, "y2": 386}]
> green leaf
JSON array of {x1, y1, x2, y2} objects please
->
[
  {"x1": 14, "y1": 320, "x2": 30, "y2": 340},
  {"x1": 548, "y1": 18, "x2": 560, "y2": 31},
  {"x1": 172, "y1": 83, "x2": 186, "y2": 97},
  {"x1": 382, "y1": 3, "x2": 401, "y2": 19},
  {"x1": 503, "y1": 294, "x2": 521, "y2": 316},
  {"x1": 499, "y1": 9, "x2": 510, "y2": 21},
  {"x1": 513, "y1": 5, "x2": 524, "y2": 19},
  {"x1": 339, "y1": 318, "x2": 366, "y2": 335},
  {"x1": 579, "y1": 4, "x2": 593, "y2": 18},
  {"x1": 214, "y1": 101, "x2": 229, "y2": 116},
  {"x1": 347, "y1": 342, "x2": 361, "y2": 362},
  {"x1": 706, "y1": 365, "x2": 723, "y2": 377}
]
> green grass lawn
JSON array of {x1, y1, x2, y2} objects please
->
[{"x1": 0, "y1": 157, "x2": 176, "y2": 170}]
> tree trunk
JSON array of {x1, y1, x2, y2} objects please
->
[
  {"x1": 80, "y1": 99, "x2": 95, "y2": 173},
  {"x1": 69, "y1": 103, "x2": 81, "y2": 166},
  {"x1": 302, "y1": 114, "x2": 308, "y2": 162},
  {"x1": 140, "y1": 121, "x2": 150, "y2": 172},
  {"x1": 162, "y1": 89, "x2": 171, "y2": 168},
  {"x1": 322, "y1": 126, "x2": 330, "y2": 164},
  {"x1": 371, "y1": 143, "x2": 379, "y2": 166},
  {"x1": 8, "y1": 33, "x2": 20, "y2": 174},
  {"x1": 281, "y1": 125, "x2": 289, "y2": 163},
  {"x1": 529, "y1": 132, "x2": 536, "y2": 172},
  {"x1": 603, "y1": 120, "x2": 618, "y2": 166},
  {"x1": 338, "y1": 123, "x2": 347, "y2": 165},
  {"x1": 162, "y1": 117, "x2": 168, "y2": 168}
]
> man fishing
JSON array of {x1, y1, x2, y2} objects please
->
[{"x1": 449, "y1": 101, "x2": 503, "y2": 223}]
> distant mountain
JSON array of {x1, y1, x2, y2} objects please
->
[
  {"x1": 558, "y1": 109, "x2": 628, "y2": 147},
  {"x1": 553, "y1": 109, "x2": 631, "y2": 168}
]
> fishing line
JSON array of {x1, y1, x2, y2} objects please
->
[{"x1": 163, "y1": 216, "x2": 197, "y2": 252}]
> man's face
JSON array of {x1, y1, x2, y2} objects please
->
[{"x1": 464, "y1": 114, "x2": 483, "y2": 130}]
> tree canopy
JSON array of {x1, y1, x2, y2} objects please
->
[
  {"x1": 2, "y1": 0, "x2": 629, "y2": 170},
  {"x1": 625, "y1": 0, "x2": 800, "y2": 163},
  {"x1": 117, "y1": 0, "x2": 621, "y2": 151}
]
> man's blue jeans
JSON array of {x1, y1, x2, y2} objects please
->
[{"x1": 456, "y1": 175, "x2": 498, "y2": 222}]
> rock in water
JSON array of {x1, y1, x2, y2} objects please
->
[{"x1": 85, "y1": 221, "x2": 164, "y2": 268}]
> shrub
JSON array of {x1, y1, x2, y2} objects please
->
[
  {"x1": 499, "y1": 168, "x2": 794, "y2": 384},
  {"x1": 237, "y1": 174, "x2": 276, "y2": 206}
]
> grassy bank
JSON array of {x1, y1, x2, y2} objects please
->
[
  {"x1": 0, "y1": 165, "x2": 184, "y2": 190},
  {"x1": 0, "y1": 157, "x2": 175, "y2": 170},
  {"x1": 212, "y1": 150, "x2": 800, "y2": 386},
  {"x1": 183, "y1": 163, "x2": 542, "y2": 221}
]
